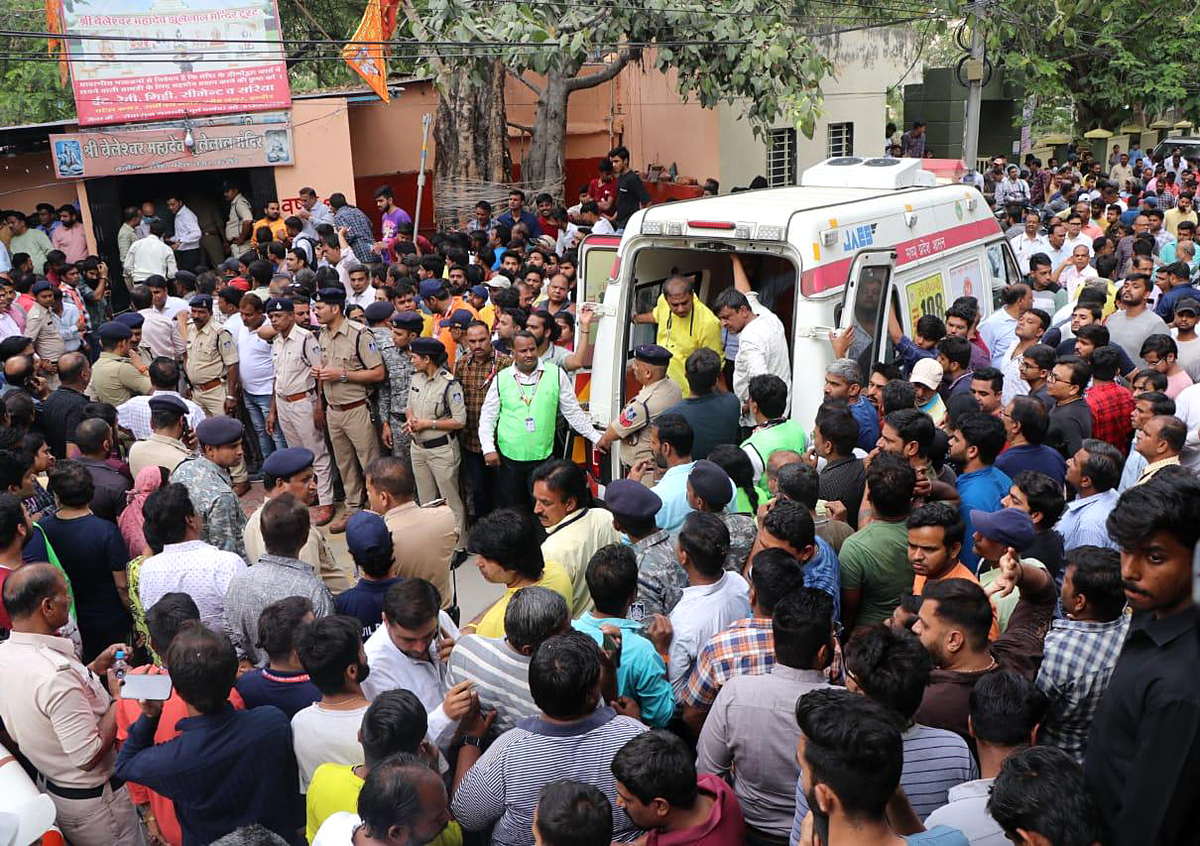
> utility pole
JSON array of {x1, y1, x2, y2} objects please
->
[{"x1": 962, "y1": 0, "x2": 987, "y2": 171}]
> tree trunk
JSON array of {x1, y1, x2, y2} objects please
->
[
  {"x1": 432, "y1": 59, "x2": 510, "y2": 228},
  {"x1": 522, "y1": 69, "x2": 573, "y2": 199}
]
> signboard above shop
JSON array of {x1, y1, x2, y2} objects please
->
[
  {"x1": 58, "y1": 0, "x2": 291, "y2": 127},
  {"x1": 48, "y1": 111, "x2": 293, "y2": 179}
]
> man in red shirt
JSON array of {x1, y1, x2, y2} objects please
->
[
  {"x1": 1084, "y1": 345, "x2": 1134, "y2": 456},
  {"x1": 612, "y1": 730, "x2": 746, "y2": 846},
  {"x1": 588, "y1": 159, "x2": 618, "y2": 218},
  {"x1": 114, "y1": 593, "x2": 243, "y2": 846}
]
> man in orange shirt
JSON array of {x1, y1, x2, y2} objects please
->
[
  {"x1": 115, "y1": 593, "x2": 243, "y2": 846},
  {"x1": 907, "y1": 502, "x2": 1000, "y2": 640},
  {"x1": 419, "y1": 279, "x2": 477, "y2": 366}
]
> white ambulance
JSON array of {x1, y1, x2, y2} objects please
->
[{"x1": 579, "y1": 155, "x2": 1021, "y2": 482}]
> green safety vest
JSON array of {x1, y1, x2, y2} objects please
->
[
  {"x1": 741, "y1": 419, "x2": 808, "y2": 499},
  {"x1": 496, "y1": 364, "x2": 561, "y2": 461}
]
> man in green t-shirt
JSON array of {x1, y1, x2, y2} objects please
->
[{"x1": 838, "y1": 452, "x2": 917, "y2": 630}]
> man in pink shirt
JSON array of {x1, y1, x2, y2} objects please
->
[
  {"x1": 51, "y1": 205, "x2": 89, "y2": 264},
  {"x1": 611, "y1": 730, "x2": 746, "y2": 846}
]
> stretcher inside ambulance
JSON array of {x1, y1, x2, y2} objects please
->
[{"x1": 579, "y1": 156, "x2": 1022, "y2": 482}]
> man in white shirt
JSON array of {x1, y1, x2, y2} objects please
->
[
  {"x1": 235, "y1": 293, "x2": 286, "y2": 458},
  {"x1": 1063, "y1": 212, "x2": 1095, "y2": 256},
  {"x1": 137, "y1": 482, "x2": 246, "y2": 634},
  {"x1": 1044, "y1": 222, "x2": 1072, "y2": 268},
  {"x1": 361, "y1": 578, "x2": 474, "y2": 749},
  {"x1": 979, "y1": 283, "x2": 1032, "y2": 368},
  {"x1": 644, "y1": 511, "x2": 751, "y2": 697},
  {"x1": 1008, "y1": 211, "x2": 1050, "y2": 275},
  {"x1": 994, "y1": 165, "x2": 1031, "y2": 207},
  {"x1": 292, "y1": 615, "x2": 370, "y2": 793},
  {"x1": 166, "y1": 196, "x2": 202, "y2": 273},
  {"x1": 125, "y1": 221, "x2": 177, "y2": 283},
  {"x1": 716, "y1": 254, "x2": 792, "y2": 427},
  {"x1": 116, "y1": 356, "x2": 206, "y2": 439},
  {"x1": 320, "y1": 229, "x2": 361, "y2": 293},
  {"x1": 1054, "y1": 245, "x2": 1100, "y2": 299}
]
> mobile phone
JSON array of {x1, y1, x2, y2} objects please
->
[
  {"x1": 118, "y1": 674, "x2": 173, "y2": 700},
  {"x1": 602, "y1": 631, "x2": 621, "y2": 669}
]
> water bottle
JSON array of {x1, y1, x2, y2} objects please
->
[{"x1": 114, "y1": 649, "x2": 128, "y2": 680}]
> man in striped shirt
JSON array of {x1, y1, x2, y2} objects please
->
[
  {"x1": 452, "y1": 631, "x2": 647, "y2": 846},
  {"x1": 446, "y1": 586, "x2": 569, "y2": 734}
]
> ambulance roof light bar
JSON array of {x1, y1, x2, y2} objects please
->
[{"x1": 800, "y1": 156, "x2": 937, "y2": 190}]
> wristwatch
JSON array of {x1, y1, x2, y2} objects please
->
[
  {"x1": 462, "y1": 735, "x2": 483, "y2": 748},
  {"x1": 339, "y1": 370, "x2": 348, "y2": 384}
]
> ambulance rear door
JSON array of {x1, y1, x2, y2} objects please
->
[{"x1": 577, "y1": 232, "x2": 623, "y2": 482}]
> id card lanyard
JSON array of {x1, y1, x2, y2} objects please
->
[{"x1": 516, "y1": 370, "x2": 544, "y2": 431}]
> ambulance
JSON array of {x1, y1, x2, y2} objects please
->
[{"x1": 579, "y1": 155, "x2": 1021, "y2": 483}]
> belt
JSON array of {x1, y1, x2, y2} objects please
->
[
  {"x1": 329, "y1": 398, "x2": 367, "y2": 412},
  {"x1": 194, "y1": 377, "x2": 222, "y2": 391},
  {"x1": 43, "y1": 775, "x2": 125, "y2": 800},
  {"x1": 282, "y1": 389, "x2": 315, "y2": 402},
  {"x1": 415, "y1": 434, "x2": 453, "y2": 449}
]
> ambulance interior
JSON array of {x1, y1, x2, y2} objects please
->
[{"x1": 620, "y1": 246, "x2": 799, "y2": 402}]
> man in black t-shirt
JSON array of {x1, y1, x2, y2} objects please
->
[{"x1": 610, "y1": 145, "x2": 650, "y2": 230}]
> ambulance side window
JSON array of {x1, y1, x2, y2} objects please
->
[
  {"x1": 848, "y1": 264, "x2": 891, "y2": 377},
  {"x1": 986, "y1": 242, "x2": 1018, "y2": 312}
]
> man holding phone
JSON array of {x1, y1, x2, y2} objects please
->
[
  {"x1": 0, "y1": 563, "x2": 141, "y2": 846},
  {"x1": 114, "y1": 592, "x2": 245, "y2": 846}
]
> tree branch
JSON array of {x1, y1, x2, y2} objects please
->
[
  {"x1": 559, "y1": 8, "x2": 609, "y2": 36},
  {"x1": 507, "y1": 120, "x2": 534, "y2": 133},
  {"x1": 565, "y1": 46, "x2": 640, "y2": 92},
  {"x1": 511, "y1": 73, "x2": 544, "y2": 98},
  {"x1": 399, "y1": 0, "x2": 445, "y2": 77}
]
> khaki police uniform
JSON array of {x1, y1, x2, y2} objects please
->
[
  {"x1": 318, "y1": 317, "x2": 384, "y2": 512},
  {"x1": 408, "y1": 367, "x2": 468, "y2": 543},
  {"x1": 185, "y1": 318, "x2": 238, "y2": 417},
  {"x1": 128, "y1": 432, "x2": 191, "y2": 478},
  {"x1": 25, "y1": 301, "x2": 65, "y2": 390},
  {"x1": 185, "y1": 317, "x2": 244, "y2": 482},
  {"x1": 271, "y1": 324, "x2": 337, "y2": 507},
  {"x1": 87, "y1": 350, "x2": 152, "y2": 406},
  {"x1": 0, "y1": 632, "x2": 142, "y2": 846},
  {"x1": 610, "y1": 377, "x2": 683, "y2": 467}
]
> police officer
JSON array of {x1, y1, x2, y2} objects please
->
[
  {"x1": 26, "y1": 278, "x2": 65, "y2": 389},
  {"x1": 87, "y1": 321, "x2": 152, "y2": 406},
  {"x1": 184, "y1": 294, "x2": 239, "y2": 419},
  {"x1": 170, "y1": 415, "x2": 248, "y2": 561},
  {"x1": 406, "y1": 337, "x2": 467, "y2": 548},
  {"x1": 265, "y1": 297, "x2": 336, "y2": 526},
  {"x1": 595, "y1": 344, "x2": 683, "y2": 469},
  {"x1": 113, "y1": 311, "x2": 150, "y2": 376},
  {"x1": 382, "y1": 309, "x2": 422, "y2": 469},
  {"x1": 602, "y1": 479, "x2": 685, "y2": 621},
  {"x1": 312, "y1": 287, "x2": 385, "y2": 534}
]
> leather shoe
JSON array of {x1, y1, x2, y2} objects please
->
[
  {"x1": 327, "y1": 513, "x2": 350, "y2": 534},
  {"x1": 311, "y1": 505, "x2": 336, "y2": 527}
]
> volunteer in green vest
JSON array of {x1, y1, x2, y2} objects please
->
[
  {"x1": 479, "y1": 330, "x2": 602, "y2": 510},
  {"x1": 596, "y1": 343, "x2": 683, "y2": 470},
  {"x1": 740, "y1": 373, "x2": 806, "y2": 500}
]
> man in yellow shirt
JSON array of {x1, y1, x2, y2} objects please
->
[
  {"x1": 252, "y1": 201, "x2": 289, "y2": 245},
  {"x1": 632, "y1": 275, "x2": 723, "y2": 395},
  {"x1": 306, "y1": 689, "x2": 462, "y2": 846},
  {"x1": 1164, "y1": 193, "x2": 1198, "y2": 237}
]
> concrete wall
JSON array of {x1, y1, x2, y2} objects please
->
[
  {"x1": 274, "y1": 99, "x2": 357, "y2": 209},
  {"x1": 718, "y1": 26, "x2": 922, "y2": 188},
  {"x1": 0, "y1": 151, "x2": 79, "y2": 213}
]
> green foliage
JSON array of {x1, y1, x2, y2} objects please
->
[
  {"x1": 0, "y1": 42, "x2": 76, "y2": 125},
  {"x1": 973, "y1": 0, "x2": 1200, "y2": 129}
]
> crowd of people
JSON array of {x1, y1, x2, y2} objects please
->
[{"x1": 0, "y1": 139, "x2": 1196, "y2": 846}]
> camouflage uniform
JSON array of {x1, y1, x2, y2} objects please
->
[
  {"x1": 630, "y1": 529, "x2": 688, "y2": 622},
  {"x1": 721, "y1": 512, "x2": 758, "y2": 573},
  {"x1": 371, "y1": 326, "x2": 414, "y2": 467},
  {"x1": 170, "y1": 455, "x2": 248, "y2": 562}
]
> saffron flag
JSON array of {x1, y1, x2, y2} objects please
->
[
  {"x1": 45, "y1": 0, "x2": 68, "y2": 87},
  {"x1": 342, "y1": 0, "x2": 389, "y2": 102}
]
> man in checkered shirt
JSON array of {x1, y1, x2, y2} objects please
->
[
  {"x1": 1036, "y1": 545, "x2": 1130, "y2": 763},
  {"x1": 680, "y1": 548, "x2": 802, "y2": 735}
]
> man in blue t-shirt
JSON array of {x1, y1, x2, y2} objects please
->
[
  {"x1": 494, "y1": 189, "x2": 542, "y2": 237},
  {"x1": 233, "y1": 595, "x2": 321, "y2": 719},
  {"x1": 948, "y1": 412, "x2": 1013, "y2": 573},
  {"x1": 334, "y1": 511, "x2": 405, "y2": 640}
]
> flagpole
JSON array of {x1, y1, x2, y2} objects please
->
[{"x1": 413, "y1": 112, "x2": 432, "y2": 249}]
